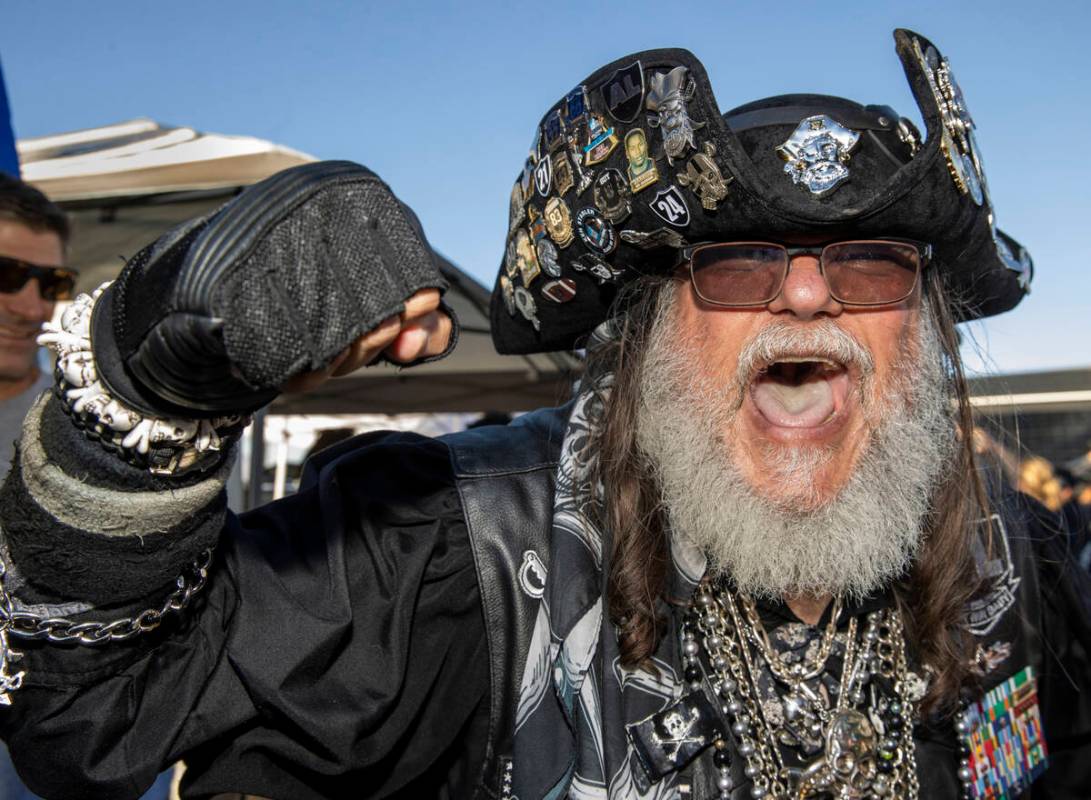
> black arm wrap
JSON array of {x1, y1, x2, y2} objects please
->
[{"x1": 0, "y1": 394, "x2": 233, "y2": 605}]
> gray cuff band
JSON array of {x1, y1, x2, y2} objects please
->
[{"x1": 21, "y1": 394, "x2": 233, "y2": 537}]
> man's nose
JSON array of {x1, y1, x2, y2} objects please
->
[
  {"x1": 765, "y1": 255, "x2": 843, "y2": 319},
  {"x1": 6, "y1": 279, "x2": 54, "y2": 323}
]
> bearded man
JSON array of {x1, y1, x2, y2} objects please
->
[{"x1": 0, "y1": 29, "x2": 1087, "y2": 800}]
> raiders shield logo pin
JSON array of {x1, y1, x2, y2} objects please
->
[
  {"x1": 533, "y1": 156, "x2": 552, "y2": 198},
  {"x1": 649, "y1": 185, "x2": 690, "y2": 227},
  {"x1": 600, "y1": 60, "x2": 645, "y2": 123}
]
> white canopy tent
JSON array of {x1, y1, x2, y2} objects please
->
[
  {"x1": 19, "y1": 120, "x2": 579, "y2": 507},
  {"x1": 19, "y1": 118, "x2": 314, "y2": 202},
  {"x1": 19, "y1": 118, "x2": 316, "y2": 291}
]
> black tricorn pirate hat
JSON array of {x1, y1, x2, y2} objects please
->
[{"x1": 490, "y1": 29, "x2": 1033, "y2": 355}]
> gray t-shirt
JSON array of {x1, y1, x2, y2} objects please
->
[{"x1": 0, "y1": 369, "x2": 53, "y2": 479}]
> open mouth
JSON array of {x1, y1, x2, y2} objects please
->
[{"x1": 749, "y1": 356, "x2": 851, "y2": 429}]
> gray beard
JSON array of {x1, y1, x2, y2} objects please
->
[{"x1": 634, "y1": 291, "x2": 957, "y2": 601}]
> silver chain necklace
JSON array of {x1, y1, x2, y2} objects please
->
[{"x1": 682, "y1": 583, "x2": 922, "y2": 799}]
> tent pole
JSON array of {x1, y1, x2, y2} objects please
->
[
  {"x1": 273, "y1": 426, "x2": 289, "y2": 501},
  {"x1": 246, "y1": 408, "x2": 267, "y2": 511}
]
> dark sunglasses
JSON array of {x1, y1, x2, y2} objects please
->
[
  {"x1": 685, "y1": 239, "x2": 931, "y2": 308},
  {"x1": 0, "y1": 256, "x2": 78, "y2": 301}
]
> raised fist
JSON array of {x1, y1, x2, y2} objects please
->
[{"x1": 88, "y1": 161, "x2": 450, "y2": 418}]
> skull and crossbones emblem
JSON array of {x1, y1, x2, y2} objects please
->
[{"x1": 656, "y1": 707, "x2": 704, "y2": 760}]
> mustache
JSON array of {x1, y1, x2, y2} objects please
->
[{"x1": 731, "y1": 319, "x2": 875, "y2": 396}]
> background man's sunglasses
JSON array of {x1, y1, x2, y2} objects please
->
[
  {"x1": 686, "y1": 239, "x2": 932, "y2": 307},
  {"x1": 0, "y1": 256, "x2": 78, "y2": 301}
]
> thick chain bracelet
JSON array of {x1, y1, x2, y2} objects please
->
[
  {"x1": 0, "y1": 549, "x2": 213, "y2": 705},
  {"x1": 5, "y1": 548, "x2": 213, "y2": 644}
]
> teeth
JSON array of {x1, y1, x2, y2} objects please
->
[{"x1": 760, "y1": 356, "x2": 843, "y2": 376}]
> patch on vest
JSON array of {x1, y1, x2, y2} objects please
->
[
  {"x1": 964, "y1": 514, "x2": 1021, "y2": 637},
  {"x1": 627, "y1": 690, "x2": 723, "y2": 782},
  {"x1": 518, "y1": 550, "x2": 547, "y2": 599},
  {"x1": 960, "y1": 665, "x2": 1048, "y2": 797}
]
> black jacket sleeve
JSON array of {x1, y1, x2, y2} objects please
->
[{"x1": 0, "y1": 409, "x2": 489, "y2": 800}]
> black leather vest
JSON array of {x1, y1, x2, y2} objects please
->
[
  {"x1": 439, "y1": 406, "x2": 1085, "y2": 799},
  {"x1": 441, "y1": 404, "x2": 569, "y2": 799}
]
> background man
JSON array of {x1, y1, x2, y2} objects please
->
[
  {"x1": 0, "y1": 174, "x2": 69, "y2": 476},
  {"x1": 0, "y1": 174, "x2": 67, "y2": 800},
  {"x1": 0, "y1": 174, "x2": 178, "y2": 800}
]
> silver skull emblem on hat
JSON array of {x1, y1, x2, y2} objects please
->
[{"x1": 776, "y1": 114, "x2": 861, "y2": 196}]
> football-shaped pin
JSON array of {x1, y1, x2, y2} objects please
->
[{"x1": 541, "y1": 278, "x2": 577, "y2": 303}]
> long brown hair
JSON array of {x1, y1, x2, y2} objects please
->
[{"x1": 590, "y1": 270, "x2": 991, "y2": 716}]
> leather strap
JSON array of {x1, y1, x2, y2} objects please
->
[{"x1": 726, "y1": 104, "x2": 899, "y2": 132}]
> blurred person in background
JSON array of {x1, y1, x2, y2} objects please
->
[
  {"x1": 1058, "y1": 454, "x2": 1091, "y2": 573},
  {"x1": 1018, "y1": 455, "x2": 1066, "y2": 512},
  {"x1": 0, "y1": 176, "x2": 177, "y2": 800},
  {"x1": 0, "y1": 173, "x2": 68, "y2": 800},
  {"x1": 0, "y1": 175, "x2": 70, "y2": 476},
  {"x1": 1067, "y1": 450, "x2": 1091, "y2": 507},
  {"x1": 1017, "y1": 454, "x2": 1091, "y2": 580}
]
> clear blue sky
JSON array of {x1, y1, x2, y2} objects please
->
[{"x1": 1, "y1": 0, "x2": 1087, "y2": 374}]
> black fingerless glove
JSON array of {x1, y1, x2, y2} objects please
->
[{"x1": 92, "y1": 160, "x2": 448, "y2": 418}]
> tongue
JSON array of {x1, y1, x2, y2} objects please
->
[{"x1": 751, "y1": 373, "x2": 837, "y2": 428}]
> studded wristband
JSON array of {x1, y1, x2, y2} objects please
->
[{"x1": 38, "y1": 283, "x2": 247, "y2": 477}]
